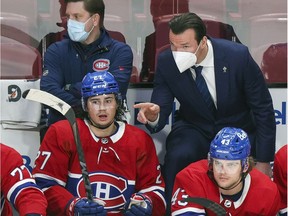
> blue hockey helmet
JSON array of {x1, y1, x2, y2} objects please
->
[
  {"x1": 81, "y1": 71, "x2": 119, "y2": 99},
  {"x1": 209, "y1": 127, "x2": 250, "y2": 161}
]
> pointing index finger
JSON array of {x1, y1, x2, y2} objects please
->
[{"x1": 133, "y1": 102, "x2": 153, "y2": 109}]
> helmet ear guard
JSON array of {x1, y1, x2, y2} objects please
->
[
  {"x1": 81, "y1": 97, "x2": 87, "y2": 112},
  {"x1": 207, "y1": 152, "x2": 213, "y2": 172},
  {"x1": 242, "y1": 157, "x2": 249, "y2": 172},
  {"x1": 207, "y1": 152, "x2": 212, "y2": 166},
  {"x1": 115, "y1": 93, "x2": 122, "y2": 105}
]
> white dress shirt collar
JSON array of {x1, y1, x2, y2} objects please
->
[{"x1": 195, "y1": 39, "x2": 214, "y2": 68}]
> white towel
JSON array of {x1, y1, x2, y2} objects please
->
[{"x1": 0, "y1": 79, "x2": 41, "y2": 129}]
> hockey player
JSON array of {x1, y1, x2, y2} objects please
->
[
  {"x1": 0, "y1": 143, "x2": 47, "y2": 215},
  {"x1": 33, "y1": 71, "x2": 166, "y2": 216},
  {"x1": 273, "y1": 144, "x2": 287, "y2": 216},
  {"x1": 171, "y1": 127, "x2": 280, "y2": 215}
]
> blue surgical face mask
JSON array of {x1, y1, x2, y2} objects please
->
[{"x1": 67, "y1": 17, "x2": 94, "y2": 42}]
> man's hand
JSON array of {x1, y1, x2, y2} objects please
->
[
  {"x1": 133, "y1": 103, "x2": 160, "y2": 124},
  {"x1": 255, "y1": 162, "x2": 272, "y2": 178}
]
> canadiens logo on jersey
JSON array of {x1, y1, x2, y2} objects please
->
[
  {"x1": 74, "y1": 172, "x2": 132, "y2": 210},
  {"x1": 93, "y1": 59, "x2": 110, "y2": 71}
]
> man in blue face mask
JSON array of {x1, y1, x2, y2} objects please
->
[{"x1": 40, "y1": 0, "x2": 133, "y2": 131}]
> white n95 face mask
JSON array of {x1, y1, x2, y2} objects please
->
[
  {"x1": 172, "y1": 42, "x2": 201, "y2": 73},
  {"x1": 67, "y1": 17, "x2": 94, "y2": 42}
]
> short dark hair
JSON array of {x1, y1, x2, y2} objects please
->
[
  {"x1": 169, "y1": 12, "x2": 206, "y2": 44},
  {"x1": 65, "y1": 0, "x2": 105, "y2": 27}
]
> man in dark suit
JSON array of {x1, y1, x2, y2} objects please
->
[{"x1": 134, "y1": 12, "x2": 276, "y2": 214}]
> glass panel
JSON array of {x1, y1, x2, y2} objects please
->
[{"x1": 0, "y1": 0, "x2": 287, "y2": 84}]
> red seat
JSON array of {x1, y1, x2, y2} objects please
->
[
  {"x1": 151, "y1": 0, "x2": 189, "y2": 26},
  {"x1": 188, "y1": 0, "x2": 226, "y2": 20},
  {"x1": 147, "y1": 44, "x2": 171, "y2": 82},
  {"x1": 261, "y1": 43, "x2": 287, "y2": 84},
  {"x1": 1, "y1": 41, "x2": 42, "y2": 79},
  {"x1": 1, "y1": 24, "x2": 39, "y2": 48},
  {"x1": 203, "y1": 20, "x2": 241, "y2": 43},
  {"x1": 107, "y1": 30, "x2": 126, "y2": 43},
  {"x1": 129, "y1": 66, "x2": 140, "y2": 83},
  {"x1": 154, "y1": 15, "x2": 174, "y2": 52}
]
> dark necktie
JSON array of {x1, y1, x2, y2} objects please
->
[{"x1": 192, "y1": 66, "x2": 216, "y2": 114}]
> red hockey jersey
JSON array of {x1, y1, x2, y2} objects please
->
[
  {"x1": 274, "y1": 144, "x2": 287, "y2": 215},
  {"x1": 0, "y1": 143, "x2": 47, "y2": 216},
  {"x1": 33, "y1": 119, "x2": 166, "y2": 215},
  {"x1": 171, "y1": 159, "x2": 280, "y2": 216}
]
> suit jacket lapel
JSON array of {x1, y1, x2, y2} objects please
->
[{"x1": 212, "y1": 40, "x2": 230, "y2": 113}]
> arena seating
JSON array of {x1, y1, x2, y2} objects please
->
[
  {"x1": 1, "y1": 39, "x2": 42, "y2": 80},
  {"x1": 261, "y1": 43, "x2": 287, "y2": 84}
]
